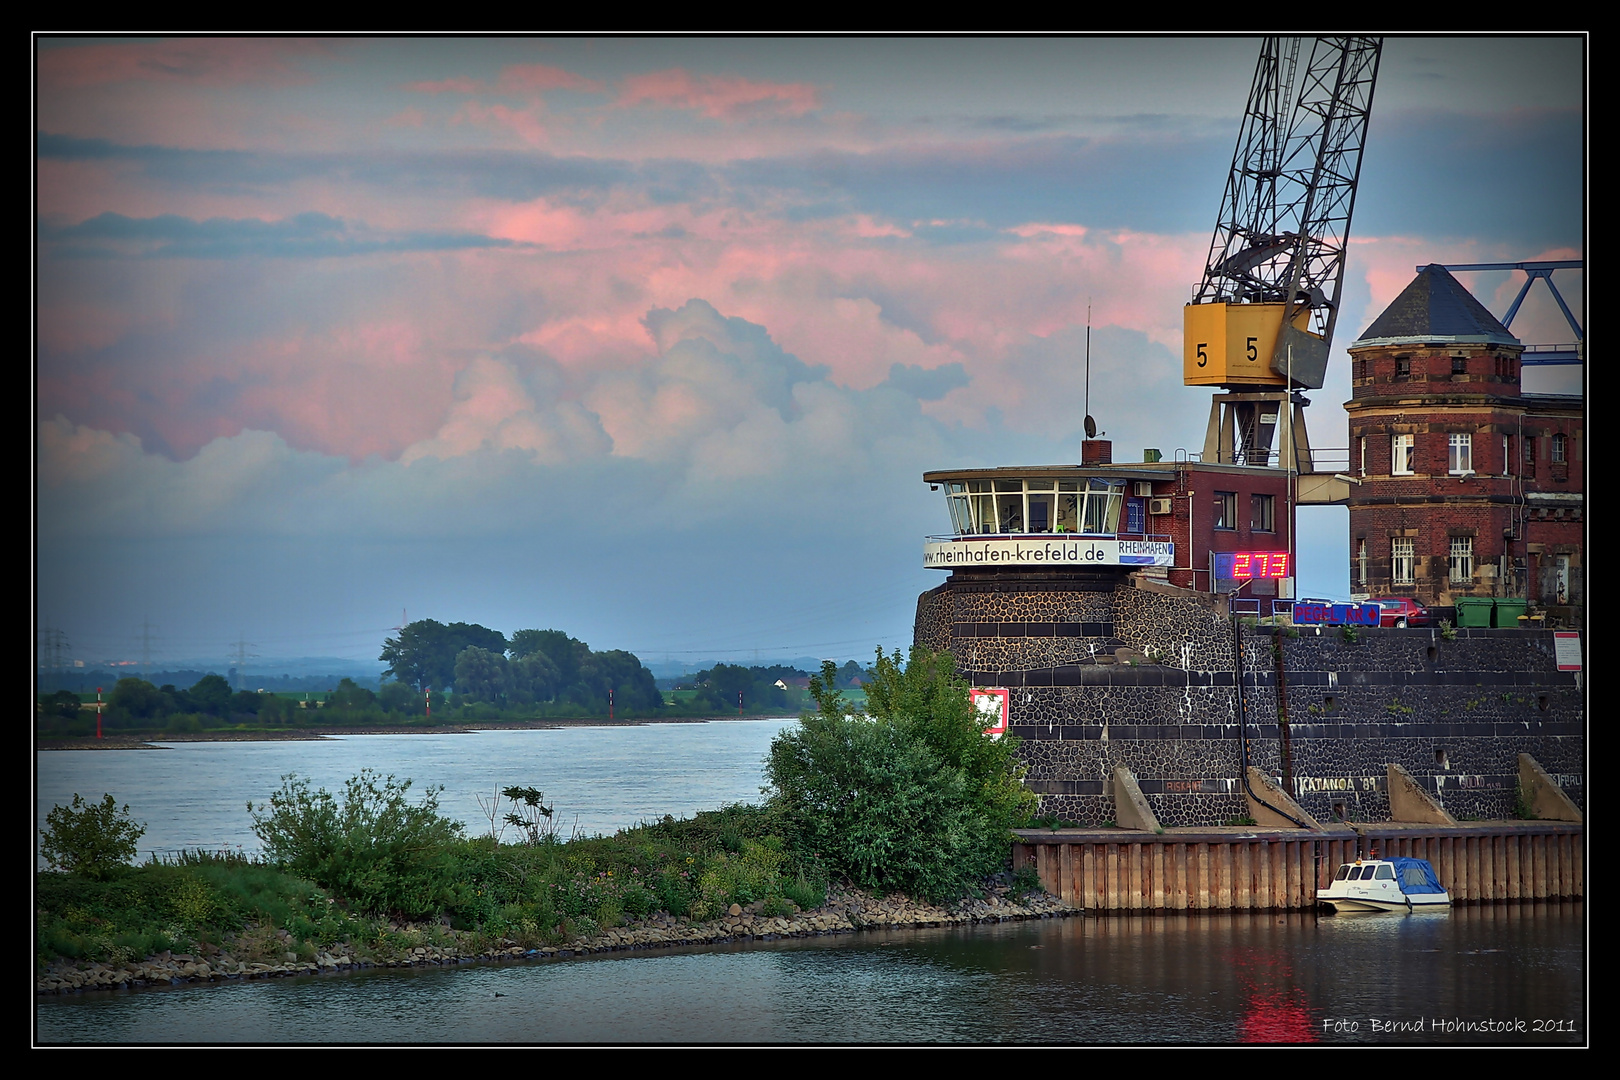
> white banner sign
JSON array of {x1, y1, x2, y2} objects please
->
[
  {"x1": 1554, "y1": 631, "x2": 1582, "y2": 672},
  {"x1": 923, "y1": 537, "x2": 1174, "y2": 569}
]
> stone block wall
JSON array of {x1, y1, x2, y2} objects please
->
[{"x1": 913, "y1": 570, "x2": 1584, "y2": 827}]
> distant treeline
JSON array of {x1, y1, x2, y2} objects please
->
[
  {"x1": 36, "y1": 673, "x2": 314, "y2": 735},
  {"x1": 672, "y1": 661, "x2": 865, "y2": 716},
  {"x1": 379, "y1": 622, "x2": 663, "y2": 715},
  {"x1": 35, "y1": 669, "x2": 364, "y2": 695},
  {"x1": 36, "y1": 623, "x2": 873, "y2": 736}
]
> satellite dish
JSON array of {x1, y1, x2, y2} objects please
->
[{"x1": 1084, "y1": 415, "x2": 1097, "y2": 439}]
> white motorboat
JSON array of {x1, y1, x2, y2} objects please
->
[{"x1": 1318, "y1": 857, "x2": 1451, "y2": 913}]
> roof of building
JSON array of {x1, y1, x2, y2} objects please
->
[
  {"x1": 921, "y1": 461, "x2": 1286, "y2": 484},
  {"x1": 1352, "y1": 264, "x2": 1521, "y2": 349}
]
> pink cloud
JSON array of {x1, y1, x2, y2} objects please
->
[
  {"x1": 496, "y1": 63, "x2": 604, "y2": 96},
  {"x1": 405, "y1": 65, "x2": 602, "y2": 100},
  {"x1": 405, "y1": 76, "x2": 484, "y2": 94},
  {"x1": 38, "y1": 193, "x2": 1341, "y2": 467},
  {"x1": 456, "y1": 102, "x2": 550, "y2": 146},
  {"x1": 479, "y1": 198, "x2": 592, "y2": 247},
  {"x1": 1006, "y1": 222, "x2": 1089, "y2": 239},
  {"x1": 38, "y1": 38, "x2": 330, "y2": 90},
  {"x1": 384, "y1": 107, "x2": 426, "y2": 127},
  {"x1": 618, "y1": 69, "x2": 821, "y2": 119}
]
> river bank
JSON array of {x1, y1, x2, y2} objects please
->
[
  {"x1": 37, "y1": 715, "x2": 797, "y2": 751},
  {"x1": 36, "y1": 883, "x2": 1076, "y2": 996}
]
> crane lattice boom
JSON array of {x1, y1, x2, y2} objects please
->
[{"x1": 1187, "y1": 36, "x2": 1382, "y2": 391}]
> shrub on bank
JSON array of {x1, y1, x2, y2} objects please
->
[
  {"x1": 39, "y1": 794, "x2": 146, "y2": 880},
  {"x1": 249, "y1": 770, "x2": 465, "y2": 919},
  {"x1": 34, "y1": 852, "x2": 351, "y2": 968},
  {"x1": 765, "y1": 648, "x2": 1036, "y2": 903},
  {"x1": 39, "y1": 665, "x2": 1035, "y2": 973}
]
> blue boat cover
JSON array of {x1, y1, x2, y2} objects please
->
[{"x1": 1389, "y1": 857, "x2": 1446, "y2": 895}]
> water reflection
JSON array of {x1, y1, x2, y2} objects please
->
[{"x1": 37, "y1": 904, "x2": 1583, "y2": 1045}]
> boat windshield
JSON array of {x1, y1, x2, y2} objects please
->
[
  {"x1": 1335, "y1": 865, "x2": 1351, "y2": 880},
  {"x1": 1374, "y1": 865, "x2": 1395, "y2": 880}
]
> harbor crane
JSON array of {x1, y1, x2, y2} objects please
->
[{"x1": 1184, "y1": 37, "x2": 1382, "y2": 472}]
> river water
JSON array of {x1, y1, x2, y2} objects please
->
[{"x1": 34, "y1": 723, "x2": 1586, "y2": 1046}]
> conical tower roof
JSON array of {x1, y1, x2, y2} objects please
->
[{"x1": 1352, "y1": 264, "x2": 1520, "y2": 348}]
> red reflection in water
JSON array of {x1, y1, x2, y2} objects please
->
[
  {"x1": 1227, "y1": 945, "x2": 1320, "y2": 1043},
  {"x1": 1238, "y1": 992, "x2": 1320, "y2": 1043}
]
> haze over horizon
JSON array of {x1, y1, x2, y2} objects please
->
[{"x1": 35, "y1": 35, "x2": 1585, "y2": 669}]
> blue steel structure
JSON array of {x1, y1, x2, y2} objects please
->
[{"x1": 1428, "y1": 261, "x2": 1583, "y2": 365}]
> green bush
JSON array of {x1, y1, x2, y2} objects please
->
[
  {"x1": 39, "y1": 794, "x2": 146, "y2": 879},
  {"x1": 782, "y1": 874, "x2": 826, "y2": 912},
  {"x1": 248, "y1": 770, "x2": 466, "y2": 918},
  {"x1": 765, "y1": 648, "x2": 1037, "y2": 903}
]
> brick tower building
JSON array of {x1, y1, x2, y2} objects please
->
[{"x1": 1344, "y1": 264, "x2": 1583, "y2": 623}]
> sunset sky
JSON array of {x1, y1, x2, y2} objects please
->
[{"x1": 35, "y1": 35, "x2": 1585, "y2": 669}]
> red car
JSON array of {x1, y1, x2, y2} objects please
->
[{"x1": 1370, "y1": 597, "x2": 1432, "y2": 628}]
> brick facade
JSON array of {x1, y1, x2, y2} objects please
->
[{"x1": 1343, "y1": 267, "x2": 1583, "y2": 624}]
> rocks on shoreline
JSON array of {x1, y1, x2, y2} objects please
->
[{"x1": 35, "y1": 884, "x2": 1078, "y2": 996}]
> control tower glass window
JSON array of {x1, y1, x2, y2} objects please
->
[
  {"x1": 944, "y1": 481, "x2": 998, "y2": 535},
  {"x1": 995, "y1": 480, "x2": 1024, "y2": 533},
  {"x1": 1026, "y1": 479, "x2": 1054, "y2": 534},
  {"x1": 1057, "y1": 481, "x2": 1080, "y2": 532},
  {"x1": 940, "y1": 477, "x2": 1124, "y2": 537},
  {"x1": 1080, "y1": 478, "x2": 1125, "y2": 534}
]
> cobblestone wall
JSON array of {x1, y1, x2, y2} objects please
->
[{"x1": 913, "y1": 570, "x2": 1585, "y2": 827}]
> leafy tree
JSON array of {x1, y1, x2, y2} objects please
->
[
  {"x1": 258, "y1": 694, "x2": 300, "y2": 725},
  {"x1": 189, "y1": 674, "x2": 233, "y2": 717},
  {"x1": 378, "y1": 680, "x2": 423, "y2": 715},
  {"x1": 764, "y1": 647, "x2": 1035, "y2": 902},
  {"x1": 510, "y1": 629, "x2": 586, "y2": 688},
  {"x1": 572, "y1": 649, "x2": 662, "y2": 711},
  {"x1": 509, "y1": 650, "x2": 561, "y2": 705},
  {"x1": 41, "y1": 689, "x2": 83, "y2": 719},
  {"x1": 39, "y1": 794, "x2": 147, "y2": 879},
  {"x1": 691, "y1": 663, "x2": 790, "y2": 714},
  {"x1": 381, "y1": 620, "x2": 507, "y2": 690},
  {"x1": 158, "y1": 684, "x2": 188, "y2": 713},
  {"x1": 328, "y1": 677, "x2": 378, "y2": 711},
  {"x1": 107, "y1": 677, "x2": 165, "y2": 725},
  {"x1": 454, "y1": 646, "x2": 510, "y2": 704},
  {"x1": 230, "y1": 690, "x2": 264, "y2": 716},
  {"x1": 380, "y1": 620, "x2": 455, "y2": 690}
]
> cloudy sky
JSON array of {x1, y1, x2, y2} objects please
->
[{"x1": 35, "y1": 35, "x2": 1585, "y2": 669}]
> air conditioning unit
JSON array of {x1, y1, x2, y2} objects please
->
[
  {"x1": 1148, "y1": 497, "x2": 1174, "y2": 516},
  {"x1": 1134, "y1": 482, "x2": 1154, "y2": 497}
]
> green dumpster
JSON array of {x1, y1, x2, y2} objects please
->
[
  {"x1": 1456, "y1": 597, "x2": 1494, "y2": 628},
  {"x1": 1493, "y1": 598, "x2": 1528, "y2": 627}
]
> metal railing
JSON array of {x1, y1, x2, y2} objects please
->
[{"x1": 1229, "y1": 597, "x2": 1293, "y2": 618}]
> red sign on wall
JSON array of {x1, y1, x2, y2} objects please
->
[
  {"x1": 1554, "y1": 632, "x2": 1582, "y2": 672},
  {"x1": 972, "y1": 687, "x2": 1009, "y2": 740}
]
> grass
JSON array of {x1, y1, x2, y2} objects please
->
[{"x1": 36, "y1": 804, "x2": 834, "y2": 972}]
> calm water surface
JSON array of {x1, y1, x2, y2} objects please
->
[
  {"x1": 35, "y1": 906, "x2": 1584, "y2": 1045},
  {"x1": 36, "y1": 721, "x2": 798, "y2": 857},
  {"x1": 35, "y1": 724, "x2": 1585, "y2": 1045}
]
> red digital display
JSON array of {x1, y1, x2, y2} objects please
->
[{"x1": 1217, "y1": 551, "x2": 1290, "y2": 579}]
